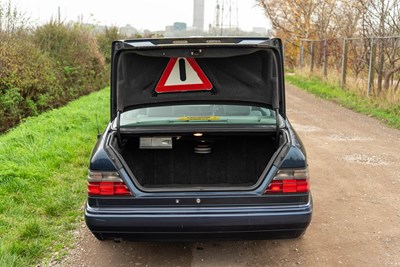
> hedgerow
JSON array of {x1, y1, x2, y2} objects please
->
[{"x1": 0, "y1": 1, "x2": 122, "y2": 132}]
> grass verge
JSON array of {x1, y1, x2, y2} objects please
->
[
  {"x1": 285, "y1": 74, "x2": 400, "y2": 129},
  {"x1": 0, "y1": 88, "x2": 109, "y2": 266}
]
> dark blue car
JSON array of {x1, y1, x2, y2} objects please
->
[{"x1": 85, "y1": 37, "x2": 312, "y2": 241}]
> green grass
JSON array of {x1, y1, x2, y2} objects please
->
[
  {"x1": 285, "y1": 75, "x2": 400, "y2": 129},
  {"x1": 0, "y1": 88, "x2": 110, "y2": 266}
]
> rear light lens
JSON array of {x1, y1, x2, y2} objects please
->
[
  {"x1": 265, "y1": 169, "x2": 309, "y2": 194},
  {"x1": 87, "y1": 171, "x2": 132, "y2": 196}
]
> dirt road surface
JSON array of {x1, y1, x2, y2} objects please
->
[{"x1": 54, "y1": 84, "x2": 400, "y2": 267}]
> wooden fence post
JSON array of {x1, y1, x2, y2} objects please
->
[
  {"x1": 367, "y1": 38, "x2": 376, "y2": 96},
  {"x1": 300, "y1": 41, "x2": 304, "y2": 68},
  {"x1": 310, "y1": 42, "x2": 315, "y2": 73},
  {"x1": 323, "y1": 39, "x2": 328, "y2": 79},
  {"x1": 341, "y1": 38, "x2": 348, "y2": 88}
]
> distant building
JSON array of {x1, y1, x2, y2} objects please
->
[
  {"x1": 252, "y1": 27, "x2": 267, "y2": 36},
  {"x1": 193, "y1": 0, "x2": 205, "y2": 32},
  {"x1": 164, "y1": 22, "x2": 188, "y2": 37},
  {"x1": 165, "y1": 25, "x2": 173, "y2": 32},
  {"x1": 173, "y1": 22, "x2": 187, "y2": 32},
  {"x1": 119, "y1": 24, "x2": 138, "y2": 37}
]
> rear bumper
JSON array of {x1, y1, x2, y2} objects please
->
[{"x1": 85, "y1": 199, "x2": 312, "y2": 241}]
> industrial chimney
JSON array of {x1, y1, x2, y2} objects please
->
[{"x1": 193, "y1": 0, "x2": 205, "y2": 32}]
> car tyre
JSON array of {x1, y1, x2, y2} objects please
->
[
  {"x1": 92, "y1": 232, "x2": 106, "y2": 241},
  {"x1": 290, "y1": 230, "x2": 306, "y2": 238}
]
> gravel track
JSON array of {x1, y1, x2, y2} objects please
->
[{"x1": 52, "y1": 84, "x2": 400, "y2": 267}]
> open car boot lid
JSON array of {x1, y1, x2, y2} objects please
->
[{"x1": 110, "y1": 37, "x2": 286, "y2": 121}]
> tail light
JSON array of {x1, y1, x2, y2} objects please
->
[
  {"x1": 265, "y1": 169, "x2": 309, "y2": 194},
  {"x1": 87, "y1": 171, "x2": 132, "y2": 196}
]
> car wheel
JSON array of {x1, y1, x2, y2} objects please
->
[
  {"x1": 92, "y1": 232, "x2": 106, "y2": 241},
  {"x1": 290, "y1": 230, "x2": 306, "y2": 238}
]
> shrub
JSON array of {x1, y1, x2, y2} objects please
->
[
  {"x1": 0, "y1": 36, "x2": 61, "y2": 131},
  {"x1": 96, "y1": 26, "x2": 126, "y2": 64},
  {"x1": 33, "y1": 21, "x2": 107, "y2": 96},
  {"x1": 0, "y1": 20, "x2": 109, "y2": 132}
]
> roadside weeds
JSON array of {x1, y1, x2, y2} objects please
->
[{"x1": 0, "y1": 88, "x2": 109, "y2": 266}]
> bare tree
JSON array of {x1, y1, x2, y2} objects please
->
[
  {"x1": 257, "y1": 0, "x2": 362, "y2": 68},
  {"x1": 359, "y1": 0, "x2": 400, "y2": 92},
  {"x1": 257, "y1": 0, "x2": 318, "y2": 39},
  {"x1": 257, "y1": 0, "x2": 362, "y2": 39}
]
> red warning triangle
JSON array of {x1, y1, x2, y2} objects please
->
[{"x1": 155, "y1": 58, "x2": 212, "y2": 93}]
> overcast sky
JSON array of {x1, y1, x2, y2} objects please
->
[{"x1": 11, "y1": 0, "x2": 271, "y2": 31}]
